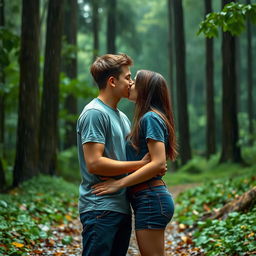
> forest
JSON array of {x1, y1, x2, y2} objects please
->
[{"x1": 0, "y1": 0, "x2": 256, "y2": 255}]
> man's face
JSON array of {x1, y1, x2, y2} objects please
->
[{"x1": 114, "y1": 65, "x2": 133, "y2": 99}]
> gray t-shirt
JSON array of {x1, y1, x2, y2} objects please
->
[{"x1": 77, "y1": 98, "x2": 131, "y2": 215}]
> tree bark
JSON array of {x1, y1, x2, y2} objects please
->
[
  {"x1": 246, "y1": 0, "x2": 254, "y2": 146},
  {"x1": 92, "y1": 0, "x2": 99, "y2": 61},
  {"x1": 63, "y1": 0, "x2": 77, "y2": 149},
  {"x1": 0, "y1": 0, "x2": 4, "y2": 150},
  {"x1": 167, "y1": 0, "x2": 175, "y2": 109},
  {"x1": 201, "y1": 187, "x2": 256, "y2": 220},
  {"x1": 39, "y1": 0, "x2": 64, "y2": 175},
  {"x1": 0, "y1": 158, "x2": 5, "y2": 190},
  {"x1": 0, "y1": 0, "x2": 6, "y2": 188},
  {"x1": 173, "y1": 0, "x2": 192, "y2": 165},
  {"x1": 220, "y1": 0, "x2": 242, "y2": 163},
  {"x1": 107, "y1": 0, "x2": 116, "y2": 53},
  {"x1": 205, "y1": 0, "x2": 216, "y2": 158},
  {"x1": 13, "y1": 0, "x2": 40, "y2": 186}
]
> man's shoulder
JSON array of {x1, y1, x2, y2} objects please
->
[
  {"x1": 79, "y1": 99, "x2": 108, "y2": 119},
  {"x1": 118, "y1": 109, "x2": 129, "y2": 120}
]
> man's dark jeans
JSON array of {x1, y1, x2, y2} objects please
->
[{"x1": 80, "y1": 210, "x2": 131, "y2": 256}]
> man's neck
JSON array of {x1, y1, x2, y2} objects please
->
[{"x1": 98, "y1": 92, "x2": 120, "y2": 110}]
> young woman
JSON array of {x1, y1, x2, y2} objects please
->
[{"x1": 92, "y1": 70, "x2": 177, "y2": 256}]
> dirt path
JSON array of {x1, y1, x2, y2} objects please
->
[{"x1": 30, "y1": 183, "x2": 203, "y2": 256}]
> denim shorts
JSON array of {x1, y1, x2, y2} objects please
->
[{"x1": 129, "y1": 185, "x2": 175, "y2": 230}]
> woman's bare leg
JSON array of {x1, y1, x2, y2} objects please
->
[{"x1": 135, "y1": 229, "x2": 165, "y2": 256}]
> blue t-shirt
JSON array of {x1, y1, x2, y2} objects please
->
[
  {"x1": 126, "y1": 111, "x2": 168, "y2": 181},
  {"x1": 77, "y1": 98, "x2": 131, "y2": 214}
]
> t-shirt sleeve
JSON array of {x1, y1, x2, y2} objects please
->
[
  {"x1": 78, "y1": 109, "x2": 107, "y2": 145},
  {"x1": 141, "y1": 114, "x2": 166, "y2": 143}
]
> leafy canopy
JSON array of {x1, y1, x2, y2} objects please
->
[{"x1": 198, "y1": 2, "x2": 256, "y2": 38}]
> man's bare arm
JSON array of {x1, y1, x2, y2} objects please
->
[{"x1": 83, "y1": 142, "x2": 149, "y2": 176}]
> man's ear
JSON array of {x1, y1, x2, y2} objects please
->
[{"x1": 107, "y1": 76, "x2": 116, "y2": 88}]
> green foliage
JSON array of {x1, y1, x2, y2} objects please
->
[
  {"x1": 0, "y1": 28, "x2": 19, "y2": 69},
  {"x1": 198, "y1": 2, "x2": 256, "y2": 38},
  {"x1": 194, "y1": 209, "x2": 256, "y2": 255},
  {"x1": 164, "y1": 147, "x2": 256, "y2": 186},
  {"x1": 175, "y1": 174, "x2": 256, "y2": 255},
  {"x1": 57, "y1": 146, "x2": 81, "y2": 183},
  {"x1": 59, "y1": 72, "x2": 97, "y2": 100},
  {"x1": 62, "y1": 39, "x2": 78, "y2": 61},
  {"x1": 0, "y1": 176, "x2": 78, "y2": 255}
]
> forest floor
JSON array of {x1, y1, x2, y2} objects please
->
[{"x1": 29, "y1": 183, "x2": 204, "y2": 256}]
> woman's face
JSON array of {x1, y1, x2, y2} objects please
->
[{"x1": 128, "y1": 76, "x2": 138, "y2": 102}]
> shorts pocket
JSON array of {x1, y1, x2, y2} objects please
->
[{"x1": 156, "y1": 192, "x2": 175, "y2": 219}]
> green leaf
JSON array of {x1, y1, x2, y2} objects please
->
[{"x1": 62, "y1": 235, "x2": 73, "y2": 245}]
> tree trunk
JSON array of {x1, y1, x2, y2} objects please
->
[
  {"x1": 220, "y1": 0, "x2": 242, "y2": 163},
  {"x1": 201, "y1": 187, "x2": 256, "y2": 220},
  {"x1": 0, "y1": 158, "x2": 5, "y2": 190},
  {"x1": 205, "y1": 0, "x2": 216, "y2": 158},
  {"x1": 39, "y1": 0, "x2": 64, "y2": 175},
  {"x1": 0, "y1": 0, "x2": 4, "y2": 150},
  {"x1": 63, "y1": 0, "x2": 77, "y2": 149},
  {"x1": 92, "y1": 0, "x2": 99, "y2": 61},
  {"x1": 13, "y1": 0, "x2": 40, "y2": 186},
  {"x1": 167, "y1": 0, "x2": 175, "y2": 109},
  {"x1": 236, "y1": 37, "x2": 241, "y2": 113},
  {"x1": 173, "y1": 0, "x2": 192, "y2": 165},
  {"x1": 0, "y1": 0, "x2": 6, "y2": 189},
  {"x1": 106, "y1": 0, "x2": 116, "y2": 53},
  {"x1": 246, "y1": 0, "x2": 254, "y2": 146}
]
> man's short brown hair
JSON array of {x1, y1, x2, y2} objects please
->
[{"x1": 90, "y1": 53, "x2": 133, "y2": 89}]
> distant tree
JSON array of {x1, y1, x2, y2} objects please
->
[
  {"x1": 62, "y1": 0, "x2": 78, "y2": 149},
  {"x1": 39, "y1": 0, "x2": 64, "y2": 175},
  {"x1": 167, "y1": 0, "x2": 175, "y2": 105},
  {"x1": 205, "y1": 0, "x2": 216, "y2": 158},
  {"x1": 91, "y1": 0, "x2": 99, "y2": 60},
  {"x1": 173, "y1": 0, "x2": 192, "y2": 165},
  {"x1": 106, "y1": 0, "x2": 116, "y2": 53},
  {"x1": 0, "y1": 0, "x2": 6, "y2": 188},
  {"x1": 220, "y1": 0, "x2": 242, "y2": 163},
  {"x1": 198, "y1": 1, "x2": 256, "y2": 162},
  {"x1": 0, "y1": 0, "x2": 4, "y2": 150},
  {"x1": 13, "y1": 0, "x2": 40, "y2": 186},
  {"x1": 246, "y1": 0, "x2": 254, "y2": 145}
]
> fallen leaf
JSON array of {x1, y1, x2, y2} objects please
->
[
  {"x1": 12, "y1": 242, "x2": 24, "y2": 248},
  {"x1": 65, "y1": 215, "x2": 72, "y2": 221},
  {"x1": 248, "y1": 232, "x2": 255, "y2": 238},
  {"x1": 178, "y1": 223, "x2": 186, "y2": 230},
  {"x1": 203, "y1": 203, "x2": 211, "y2": 212},
  {"x1": 54, "y1": 252, "x2": 63, "y2": 256}
]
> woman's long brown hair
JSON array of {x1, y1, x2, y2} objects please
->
[{"x1": 128, "y1": 70, "x2": 178, "y2": 161}]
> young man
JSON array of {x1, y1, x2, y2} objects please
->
[{"x1": 77, "y1": 54, "x2": 149, "y2": 256}]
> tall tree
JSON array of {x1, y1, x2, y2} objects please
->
[
  {"x1": 91, "y1": 0, "x2": 99, "y2": 60},
  {"x1": 106, "y1": 0, "x2": 116, "y2": 53},
  {"x1": 39, "y1": 0, "x2": 64, "y2": 174},
  {"x1": 0, "y1": 0, "x2": 6, "y2": 188},
  {"x1": 13, "y1": 0, "x2": 40, "y2": 186},
  {"x1": 62, "y1": 0, "x2": 78, "y2": 149},
  {"x1": 246, "y1": 0, "x2": 254, "y2": 145},
  {"x1": 205, "y1": 0, "x2": 216, "y2": 158},
  {"x1": 167, "y1": 0, "x2": 175, "y2": 107},
  {"x1": 0, "y1": 0, "x2": 4, "y2": 152},
  {"x1": 173, "y1": 0, "x2": 192, "y2": 165},
  {"x1": 220, "y1": 0, "x2": 242, "y2": 163}
]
